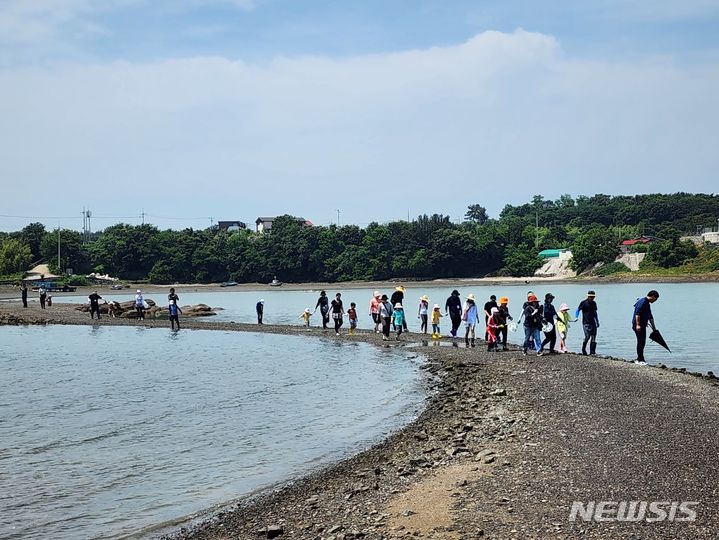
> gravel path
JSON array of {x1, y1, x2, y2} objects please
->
[{"x1": 2, "y1": 302, "x2": 718, "y2": 539}]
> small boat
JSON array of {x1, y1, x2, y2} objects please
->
[{"x1": 270, "y1": 276, "x2": 283, "y2": 287}]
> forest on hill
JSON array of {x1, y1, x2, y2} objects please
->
[{"x1": 1, "y1": 193, "x2": 718, "y2": 284}]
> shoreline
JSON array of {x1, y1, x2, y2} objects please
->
[{"x1": 3, "y1": 304, "x2": 719, "y2": 538}]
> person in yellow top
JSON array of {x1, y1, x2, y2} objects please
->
[
  {"x1": 556, "y1": 303, "x2": 577, "y2": 353},
  {"x1": 431, "y1": 304, "x2": 443, "y2": 339},
  {"x1": 299, "y1": 308, "x2": 312, "y2": 328}
]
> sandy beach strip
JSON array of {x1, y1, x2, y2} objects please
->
[{"x1": 2, "y1": 302, "x2": 719, "y2": 539}]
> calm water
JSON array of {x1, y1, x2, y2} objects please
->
[
  {"x1": 0, "y1": 326, "x2": 426, "y2": 539},
  {"x1": 57, "y1": 281, "x2": 717, "y2": 372}
]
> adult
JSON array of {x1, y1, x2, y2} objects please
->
[
  {"x1": 540, "y1": 293, "x2": 558, "y2": 354},
  {"x1": 256, "y1": 299, "x2": 264, "y2": 324},
  {"x1": 88, "y1": 291, "x2": 103, "y2": 319},
  {"x1": 169, "y1": 302, "x2": 182, "y2": 330},
  {"x1": 390, "y1": 286, "x2": 407, "y2": 331},
  {"x1": 330, "y1": 293, "x2": 344, "y2": 335},
  {"x1": 135, "y1": 289, "x2": 145, "y2": 320},
  {"x1": 379, "y1": 294, "x2": 394, "y2": 341},
  {"x1": 576, "y1": 290, "x2": 599, "y2": 355},
  {"x1": 39, "y1": 286, "x2": 47, "y2": 309},
  {"x1": 633, "y1": 290, "x2": 659, "y2": 364},
  {"x1": 522, "y1": 294, "x2": 543, "y2": 356},
  {"x1": 315, "y1": 290, "x2": 330, "y2": 329},
  {"x1": 496, "y1": 297, "x2": 513, "y2": 351},
  {"x1": 445, "y1": 290, "x2": 462, "y2": 338},
  {"x1": 483, "y1": 294, "x2": 498, "y2": 340},
  {"x1": 20, "y1": 283, "x2": 28, "y2": 308},
  {"x1": 369, "y1": 291, "x2": 382, "y2": 333},
  {"x1": 463, "y1": 293, "x2": 480, "y2": 347},
  {"x1": 168, "y1": 287, "x2": 180, "y2": 307}
]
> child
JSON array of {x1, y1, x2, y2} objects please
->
[
  {"x1": 417, "y1": 295, "x2": 429, "y2": 334},
  {"x1": 393, "y1": 303, "x2": 405, "y2": 340},
  {"x1": 431, "y1": 304, "x2": 442, "y2": 339},
  {"x1": 299, "y1": 307, "x2": 312, "y2": 328},
  {"x1": 463, "y1": 293, "x2": 480, "y2": 347},
  {"x1": 348, "y1": 302, "x2": 358, "y2": 335},
  {"x1": 169, "y1": 302, "x2": 182, "y2": 330},
  {"x1": 486, "y1": 306, "x2": 500, "y2": 351},
  {"x1": 556, "y1": 303, "x2": 577, "y2": 353}
]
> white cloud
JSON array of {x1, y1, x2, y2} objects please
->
[{"x1": 0, "y1": 29, "x2": 717, "y2": 230}]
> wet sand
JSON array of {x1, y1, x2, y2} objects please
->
[{"x1": 2, "y1": 302, "x2": 719, "y2": 539}]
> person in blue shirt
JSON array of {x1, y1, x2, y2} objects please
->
[
  {"x1": 633, "y1": 290, "x2": 659, "y2": 364},
  {"x1": 576, "y1": 291, "x2": 599, "y2": 355}
]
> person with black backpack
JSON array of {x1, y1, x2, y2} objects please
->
[{"x1": 523, "y1": 294, "x2": 544, "y2": 356}]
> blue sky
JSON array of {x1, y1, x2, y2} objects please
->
[{"x1": 1, "y1": 0, "x2": 718, "y2": 231}]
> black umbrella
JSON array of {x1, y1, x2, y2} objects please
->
[{"x1": 649, "y1": 326, "x2": 671, "y2": 353}]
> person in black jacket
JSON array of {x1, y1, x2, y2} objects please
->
[
  {"x1": 445, "y1": 290, "x2": 462, "y2": 338},
  {"x1": 88, "y1": 291, "x2": 103, "y2": 319},
  {"x1": 576, "y1": 290, "x2": 600, "y2": 355},
  {"x1": 540, "y1": 293, "x2": 558, "y2": 353},
  {"x1": 20, "y1": 283, "x2": 28, "y2": 308},
  {"x1": 256, "y1": 299, "x2": 264, "y2": 324},
  {"x1": 390, "y1": 286, "x2": 407, "y2": 331},
  {"x1": 314, "y1": 290, "x2": 330, "y2": 329}
]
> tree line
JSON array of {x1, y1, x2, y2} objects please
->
[{"x1": 1, "y1": 193, "x2": 718, "y2": 283}]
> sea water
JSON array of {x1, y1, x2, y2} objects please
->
[{"x1": 0, "y1": 326, "x2": 426, "y2": 539}]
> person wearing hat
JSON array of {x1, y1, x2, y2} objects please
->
[
  {"x1": 417, "y1": 295, "x2": 430, "y2": 334},
  {"x1": 379, "y1": 294, "x2": 394, "y2": 341},
  {"x1": 445, "y1": 290, "x2": 463, "y2": 338},
  {"x1": 431, "y1": 304, "x2": 443, "y2": 339},
  {"x1": 555, "y1": 303, "x2": 577, "y2": 353},
  {"x1": 88, "y1": 290, "x2": 103, "y2": 319},
  {"x1": 135, "y1": 289, "x2": 145, "y2": 320},
  {"x1": 314, "y1": 290, "x2": 330, "y2": 329},
  {"x1": 369, "y1": 291, "x2": 382, "y2": 333},
  {"x1": 576, "y1": 291, "x2": 599, "y2": 355},
  {"x1": 486, "y1": 306, "x2": 501, "y2": 352},
  {"x1": 392, "y1": 303, "x2": 405, "y2": 340},
  {"x1": 330, "y1": 292, "x2": 344, "y2": 335},
  {"x1": 540, "y1": 293, "x2": 558, "y2": 354},
  {"x1": 390, "y1": 286, "x2": 407, "y2": 332},
  {"x1": 496, "y1": 297, "x2": 513, "y2": 351},
  {"x1": 483, "y1": 294, "x2": 498, "y2": 341},
  {"x1": 632, "y1": 290, "x2": 660, "y2": 364},
  {"x1": 299, "y1": 307, "x2": 313, "y2": 328},
  {"x1": 256, "y1": 298, "x2": 264, "y2": 324},
  {"x1": 522, "y1": 294, "x2": 543, "y2": 356},
  {"x1": 463, "y1": 293, "x2": 480, "y2": 347}
]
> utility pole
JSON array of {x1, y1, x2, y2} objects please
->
[
  {"x1": 535, "y1": 209, "x2": 539, "y2": 249},
  {"x1": 336, "y1": 209, "x2": 340, "y2": 227},
  {"x1": 57, "y1": 222, "x2": 61, "y2": 272},
  {"x1": 141, "y1": 209, "x2": 145, "y2": 225},
  {"x1": 209, "y1": 217, "x2": 214, "y2": 229}
]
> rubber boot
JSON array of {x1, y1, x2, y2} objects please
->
[
  {"x1": 471, "y1": 338, "x2": 475, "y2": 347},
  {"x1": 590, "y1": 342, "x2": 597, "y2": 355}
]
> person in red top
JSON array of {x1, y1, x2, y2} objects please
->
[{"x1": 348, "y1": 302, "x2": 358, "y2": 335}]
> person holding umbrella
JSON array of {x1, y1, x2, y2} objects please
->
[{"x1": 633, "y1": 290, "x2": 660, "y2": 365}]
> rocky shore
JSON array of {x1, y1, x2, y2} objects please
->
[{"x1": 2, "y1": 302, "x2": 719, "y2": 539}]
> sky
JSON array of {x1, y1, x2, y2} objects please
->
[{"x1": 1, "y1": 0, "x2": 718, "y2": 232}]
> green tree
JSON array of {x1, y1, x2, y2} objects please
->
[
  {"x1": 570, "y1": 226, "x2": 619, "y2": 272},
  {"x1": 0, "y1": 238, "x2": 32, "y2": 275},
  {"x1": 464, "y1": 204, "x2": 489, "y2": 224}
]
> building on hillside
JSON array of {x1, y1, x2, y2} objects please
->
[
  {"x1": 702, "y1": 231, "x2": 719, "y2": 244},
  {"x1": 217, "y1": 220, "x2": 247, "y2": 232},
  {"x1": 619, "y1": 236, "x2": 659, "y2": 254},
  {"x1": 538, "y1": 248, "x2": 570, "y2": 259},
  {"x1": 255, "y1": 216, "x2": 313, "y2": 234}
]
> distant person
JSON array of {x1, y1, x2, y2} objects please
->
[
  {"x1": 20, "y1": 283, "x2": 28, "y2": 308},
  {"x1": 556, "y1": 303, "x2": 577, "y2": 353},
  {"x1": 463, "y1": 293, "x2": 480, "y2": 347},
  {"x1": 369, "y1": 291, "x2": 382, "y2": 333},
  {"x1": 315, "y1": 290, "x2": 330, "y2": 329},
  {"x1": 633, "y1": 290, "x2": 660, "y2": 364},
  {"x1": 330, "y1": 293, "x2": 344, "y2": 335},
  {"x1": 483, "y1": 294, "x2": 498, "y2": 340},
  {"x1": 523, "y1": 294, "x2": 543, "y2": 356},
  {"x1": 348, "y1": 302, "x2": 358, "y2": 335},
  {"x1": 168, "y1": 287, "x2": 180, "y2": 306},
  {"x1": 379, "y1": 294, "x2": 393, "y2": 341},
  {"x1": 576, "y1": 290, "x2": 599, "y2": 355},
  {"x1": 390, "y1": 286, "x2": 407, "y2": 331},
  {"x1": 46, "y1": 294, "x2": 52, "y2": 307},
  {"x1": 39, "y1": 286, "x2": 47, "y2": 309},
  {"x1": 299, "y1": 308, "x2": 312, "y2": 328},
  {"x1": 431, "y1": 304, "x2": 442, "y2": 339},
  {"x1": 256, "y1": 299, "x2": 264, "y2": 324},
  {"x1": 540, "y1": 293, "x2": 558, "y2": 354},
  {"x1": 135, "y1": 290, "x2": 145, "y2": 320},
  {"x1": 418, "y1": 295, "x2": 429, "y2": 334},
  {"x1": 108, "y1": 301, "x2": 121, "y2": 318},
  {"x1": 393, "y1": 303, "x2": 405, "y2": 340},
  {"x1": 169, "y1": 301, "x2": 182, "y2": 330},
  {"x1": 88, "y1": 291, "x2": 103, "y2": 319},
  {"x1": 445, "y1": 290, "x2": 462, "y2": 338},
  {"x1": 496, "y1": 297, "x2": 513, "y2": 351},
  {"x1": 487, "y1": 307, "x2": 500, "y2": 352}
]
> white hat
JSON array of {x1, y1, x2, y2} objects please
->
[
  {"x1": 304, "y1": 308, "x2": 311, "y2": 313},
  {"x1": 467, "y1": 293, "x2": 476, "y2": 301},
  {"x1": 260, "y1": 299, "x2": 264, "y2": 303},
  {"x1": 373, "y1": 291, "x2": 380, "y2": 297},
  {"x1": 394, "y1": 303, "x2": 403, "y2": 309},
  {"x1": 433, "y1": 304, "x2": 440, "y2": 309},
  {"x1": 136, "y1": 289, "x2": 141, "y2": 293}
]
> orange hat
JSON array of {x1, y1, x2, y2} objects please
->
[{"x1": 499, "y1": 296, "x2": 509, "y2": 304}]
